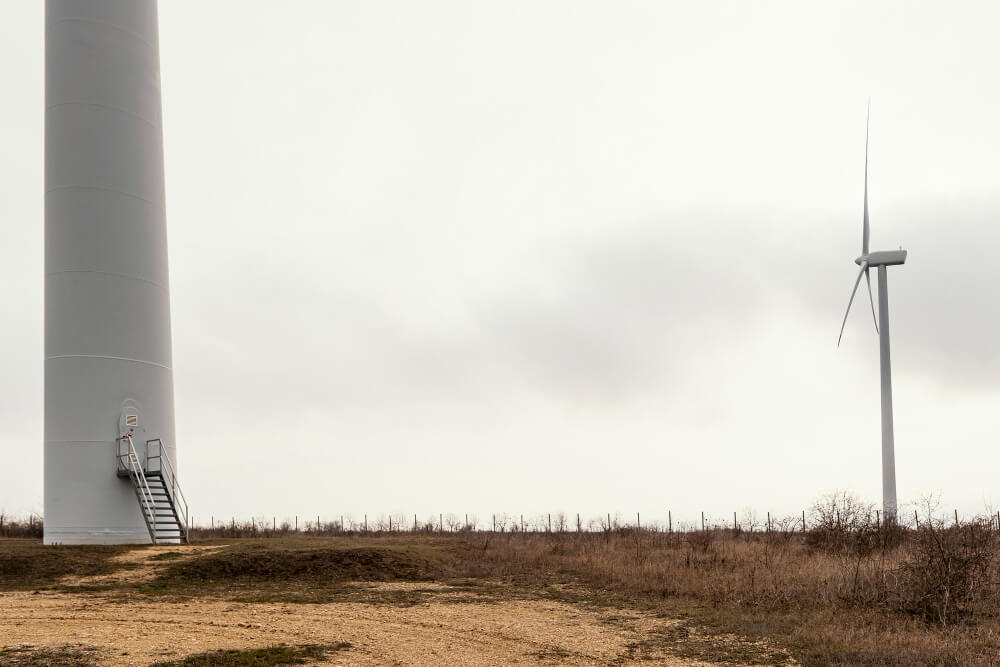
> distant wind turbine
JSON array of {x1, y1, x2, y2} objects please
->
[{"x1": 837, "y1": 105, "x2": 907, "y2": 522}]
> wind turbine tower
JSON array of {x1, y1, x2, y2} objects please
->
[
  {"x1": 837, "y1": 108, "x2": 907, "y2": 522},
  {"x1": 45, "y1": 0, "x2": 186, "y2": 544}
]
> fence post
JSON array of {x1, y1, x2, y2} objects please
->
[
  {"x1": 734, "y1": 512, "x2": 737, "y2": 531},
  {"x1": 493, "y1": 514, "x2": 496, "y2": 532},
  {"x1": 364, "y1": 514, "x2": 368, "y2": 532},
  {"x1": 521, "y1": 514, "x2": 524, "y2": 533},
  {"x1": 767, "y1": 511, "x2": 771, "y2": 533},
  {"x1": 295, "y1": 515, "x2": 297, "y2": 531},
  {"x1": 701, "y1": 511, "x2": 705, "y2": 532},
  {"x1": 802, "y1": 510, "x2": 806, "y2": 532},
  {"x1": 637, "y1": 512, "x2": 640, "y2": 529},
  {"x1": 668, "y1": 511, "x2": 672, "y2": 533},
  {"x1": 914, "y1": 509, "x2": 919, "y2": 528},
  {"x1": 607, "y1": 512, "x2": 611, "y2": 531},
  {"x1": 440, "y1": 513, "x2": 443, "y2": 532},
  {"x1": 955, "y1": 509, "x2": 959, "y2": 526},
  {"x1": 577, "y1": 513, "x2": 581, "y2": 532},
  {"x1": 548, "y1": 513, "x2": 552, "y2": 532},
  {"x1": 316, "y1": 515, "x2": 320, "y2": 532}
]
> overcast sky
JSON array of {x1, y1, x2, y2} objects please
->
[{"x1": 2, "y1": 1, "x2": 999, "y2": 528}]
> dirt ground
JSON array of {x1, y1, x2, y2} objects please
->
[{"x1": 1, "y1": 547, "x2": 723, "y2": 666}]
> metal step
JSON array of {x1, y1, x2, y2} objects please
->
[{"x1": 120, "y1": 435, "x2": 189, "y2": 544}]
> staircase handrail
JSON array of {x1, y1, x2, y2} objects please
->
[
  {"x1": 146, "y1": 438, "x2": 188, "y2": 542},
  {"x1": 116, "y1": 435, "x2": 158, "y2": 543}
]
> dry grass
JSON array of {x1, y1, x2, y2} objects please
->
[
  {"x1": 147, "y1": 643, "x2": 351, "y2": 666},
  {"x1": 0, "y1": 644, "x2": 102, "y2": 666},
  {"x1": 446, "y1": 526, "x2": 1000, "y2": 665},
  {"x1": 5, "y1": 513, "x2": 1000, "y2": 664},
  {"x1": 155, "y1": 545, "x2": 437, "y2": 584},
  {"x1": 132, "y1": 526, "x2": 1000, "y2": 664},
  {"x1": 0, "y1": 540, "x2": 133, "y2": 591}
]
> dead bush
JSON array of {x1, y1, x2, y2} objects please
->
[
  {"x1": 686, "y1": 529, "x2": 714, "y2": 554},
  {"x1": 806, "y1": 490, "x2": 879, "y2": 554},
  {"x1": 894, "y1": 519, "x2": 995, "y2": 625},
  {"x1": 0, "y1": 512, "x2": 43, "y2": 539}
]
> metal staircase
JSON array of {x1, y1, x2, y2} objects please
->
[{"x1": 116, "y1": 436, "x2": 189, "y2": 544}]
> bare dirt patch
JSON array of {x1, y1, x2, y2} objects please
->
[
  {"x1": 1, "y1": 538, "x2": 798, "y2": 665},
  {"x1": 0, "y1": 586, "x2": 710, "y2": 666}
]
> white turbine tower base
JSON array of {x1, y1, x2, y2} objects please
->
[
  {"x1": 44, "y1": 0, "x2": 177, "y2": 544},
  {"x1": 838, "y1": 105, "x2": 906, "y2": 523}
]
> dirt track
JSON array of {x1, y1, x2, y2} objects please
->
[
  {"x1": 0, "y1": 547, "x2": 717, "y2": 665},
  {"x1": 0, "y1": 587, "x2": 706, "y2": 666}
]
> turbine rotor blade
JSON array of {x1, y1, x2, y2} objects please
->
[
  {"x1": 863, "y1": 100, "x2": 870, "y2": 256},
  {"x1": 838, "y1": 262, "x2": 869, "y2": 347},
  {"x1": 864, "y1": 266, "x2": 879, "y2": 334}
]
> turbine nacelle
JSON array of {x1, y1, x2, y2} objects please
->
[{"x1": 855, "y1": 249, "x2": 907, "y2": 267}]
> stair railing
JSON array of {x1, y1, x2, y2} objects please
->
[
  {"x1": 116, "y1": 435, "x2": 158, "y2": 543},
  {"x1": 146, "y1": 439, "x2": 189, "y2": 543}
]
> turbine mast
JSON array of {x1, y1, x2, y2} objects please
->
[
  {"x1": 877, "y1": 266, "x2": 898, "y2": 521},
  {"x1": 838, "y1": 103, "x2": 906, "y2": 524},
  {"x1": 45, "y1": 0, "x2": 176, "y2": 544}
]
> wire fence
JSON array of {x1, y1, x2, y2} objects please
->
[
  {"x1": 6, "y1": 506, "x2": 1000, "y2": 540},
  {"x1": 181, "y1": 507, "x2": 1000, "y2": 539}
]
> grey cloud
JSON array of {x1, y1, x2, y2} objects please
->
[
  {"x1": 466, "y1": 201, "x2": 1000, "y2": 405},
  {"x1": 171, "y1": 194, "x2": 1000, "y2": 441}
]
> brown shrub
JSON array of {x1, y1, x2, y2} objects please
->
[
  {"x1": 0, "y1": 512, "x2": 43, "y2": 539},
  {"x1": 685, "y1": 529, "x2": 715, "y2": 554},
  {"x1": 894, "y1": 519, "x2": 995, "y2": 625}
]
